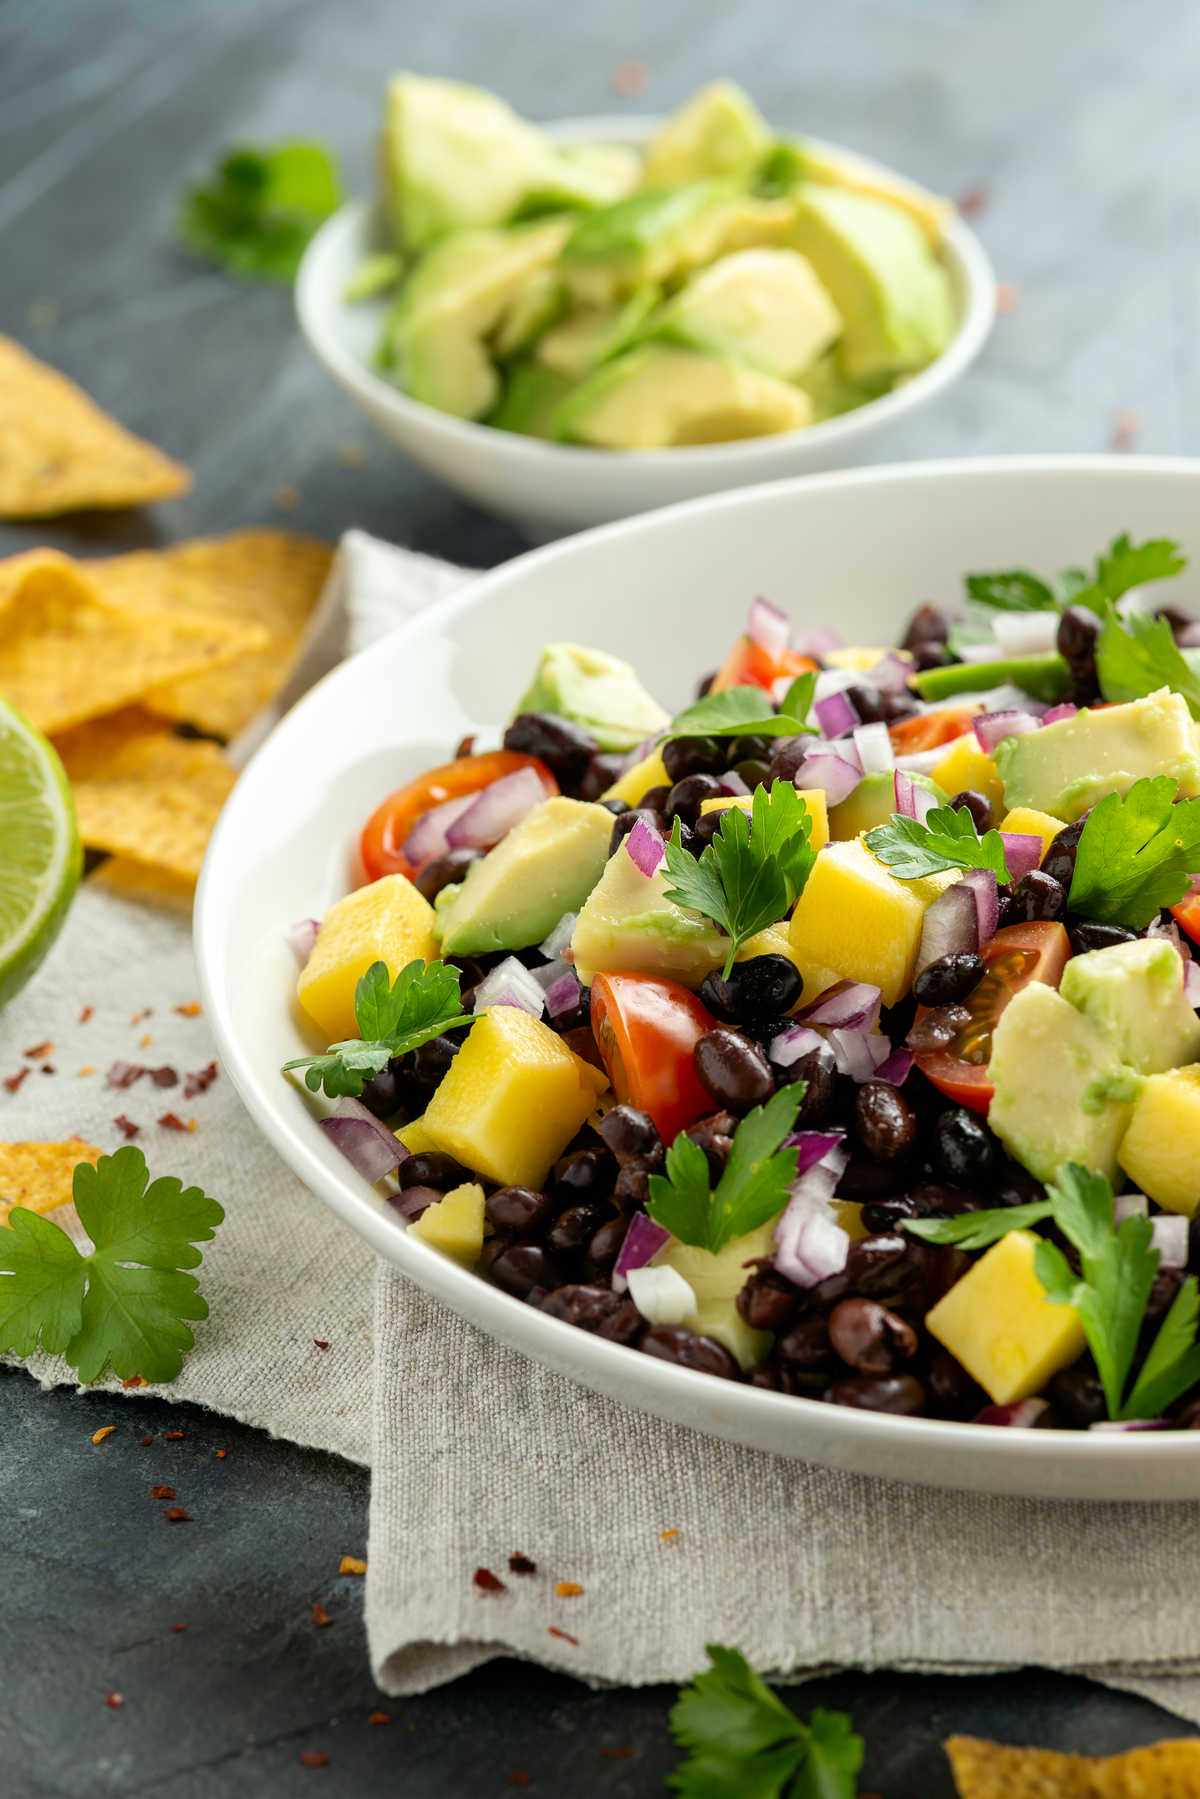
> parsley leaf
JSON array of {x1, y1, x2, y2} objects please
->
[
  {"x1": 964, "y1": 570, "x2": 1059, "y2": 612},
  {"x1": 662, "y1": 782, "x2": 817, "y2": 977},
  {"x1": 964, "y1": 534, "x2": 1187, "y2": 619},
  {"x1": 666, "y1": 683, "x2": 817, "y2": 742},
  {"x1": 0, "y1": 1147, "x2": 224, "y2": 1384},
  {"x1": 668, "y1": 1645, "x2": 863, "y2": 1799},
  {"x1": 1067, "y1": 776, "x2": 1200, "y2": 929},
  {"x1": 177, "y1": 140, "x2": 343, "y2": 281},
  {"x1": 905, "y1": 1198, "x2": 1054, "y2": 1252},
  {"x1": 647, "y1": 1086, "x2": 805, "y2": 1254},
  {"x1": 864, "y1": 804, "x2": 1010, "y2": 881},
  {"x1": 283, "y1": 959, "x2": 473, "y2": 1097},
  {"x1": 1095, "y1": 606, "x2": 1200, "y2": 718},
  {"x1": 1125, "y1": 1275, "x2": 1200, "y2": 1420}
]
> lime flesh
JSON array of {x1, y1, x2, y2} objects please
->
[{"x1": 0, "y1": 696, "x2": 81, "y2": 1010}]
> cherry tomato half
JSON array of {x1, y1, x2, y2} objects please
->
[
  {"x1": 360, "y1": 750, "x2": 557, "y2": 883},
  {"x1": 709, "y1": 635, "x2": 817, "y2": 696},
  {"x1": 888, "y1": 702, "x2": 982, "y2": 756},
  {"x1": 1171, "y1": 893, "x2": 1200, "y2": 947},
  {"x1": 913, "y1": 920, "x2": 1072, "y2": 1113},
  {"x1": 590, "y1": 972, "x2": 718, "y2": 1145}
]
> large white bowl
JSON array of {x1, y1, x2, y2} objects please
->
[
  {"x1": 197, "y1": 456, "x2": 1200, "y2": 1501},
  {"x1": 295, "y1": 118, "x2": 996, "y2": 540}
]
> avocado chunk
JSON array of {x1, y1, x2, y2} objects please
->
[
  {"x1": 534, "y1": 285, "x2": 661, "y2": 381},
  {"x1": 491, "y1": 267, "x2": 564, "y2": 359},
  {"x1": 649, "y1": 248, "x2": 840, "y2": 380},
  {"x1": 650, "y1": 1219, "x2": 777, "y2": 1369},
  {"x1": 553, "y1": 344, "x2": 812, "y2": 449},
  {"x1": 571, "y1": 848, "x2": 727, "y2": 988},
  {"x1": 993, "y1": 689, "x2": 1200, "y2": 822},
  {"x1": 788, "y1": 186, "x2": 954, "y2": 381},
  {"x1": 517, "y1": 642, "x2": 669, "y2": 752},
  {"x1": 796, "y1": 140, "x2": 952, "y2": 247},
  {"x1": 827, "y1": 769, "x2": 948, "y2": 840},
  {"x1": 912, "y1": 654, "x2": 1071, "y2": 705},
  {"x1": 796, "y1": 351, "x2": 884, "y2": 422},
  {"x1": 433, "y1": 797, "x2": 614, "y2": 956},
  {"x1": 381, "y1": 74, "x2": 554, "y2": 249},
  {"x1": 516, "y1": 142, "x2": 643, "y2": 215},
  {"x1": 1060, "y1": 938, "x2": 1200, "y2": 1075},
  {"x1": 488, "y1": 363, "x2": 573, "y2": 438},
  {"x1": 642, "y1": 81, "x2": 773, "y2": 187},
  {"x1": 987, "y1": 981, "x2": 1142, "y2": 1183},
  {"x1": 559, "y1": 181, "x2": 735, "y2": 308}
]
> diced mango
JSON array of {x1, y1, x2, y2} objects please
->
[
  {"x1": 831, "y1": 1199, "x2": 871, "y2": 1242},
  {"x1": 930, "y1": 734, "x2": 1004, "y2": 814},
  {"x1": 407, "y1": 1181, "x2": 486, "y2": 1264},
  {"x1": 999, "y1": 805, "x2": 1067, "y2": 860},
  {"x1": 298, "y1": 874, "x2": 436, "y2": 1042},
  {"x1": 1119, "y1": 1065, "x2": 1200, "y2": 1217},
  {"x1": 421, "y1": 1005, "x2": 608, "y2": 1188},
  {"x1": 699, "y1": 793, "x2": 752, "y2": 816},
  {"x1": 699, "y1": 787, "x2": 829, "y2": 851},
  {"x1": 602, "y1": 744, "x2": 669, "y2": 808},
  {"x1": 824, "y1": 645, "x2": 908, "y2": 673},
  {"x1": 395, "y1": 1115, "x2": 438, "y2": 1156},
  {"x1": 786, "y1": 837, "x2": 958, "y2": 1006},
  {"x1": 926, "y1": 1229, "x2": 1087, "y2": 1405}
]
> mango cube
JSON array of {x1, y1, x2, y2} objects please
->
[
  {"x1": 999, "y1": 805, "x2": 1067, "y2": 860},
  {"x1": 602, "y1": 745, "x2": 669, "y2": 808},
  {"x1": 699, "y1": 787, "x2": 830, "y2": 851},
  {"x1": 298, "y1": 874, "x2": 436, "y2": 1042},
  {"x1": 408, "y1": 1181, "x2": 486, "y2": 1264},
  {"x1": 931, "y1": 734, "x2": 1004, "y2": 814},
  {"x1": 824, "y1": 645, "x2": 907, "y2": 673},
  {"x1": 395, "y1": 1115, "x2": 438, "y2": 1156},
  {"x1": 1119, "y1": 1065, "x2": 1200, "y2": 1217},
  {"x1": 421, "y1": 1005, "x2": 607, "y2": 1188},
  {"x1": 926, "y1": 1229, "x2": 1087, "y2": 1405},
  {"x1": 786, "y1": 837, "x2": 957, "y2": 1006}
]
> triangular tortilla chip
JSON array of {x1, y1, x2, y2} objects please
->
[
  {"x1": 0, "y1": 336, "x2": 190, "y2": 517},
  {"x1": 0, "y1": 1141, "x2": 102, "y2": 1225},
  {"x1": 945, "y1": 1733, "x2": 1200, "y2": 1796}
]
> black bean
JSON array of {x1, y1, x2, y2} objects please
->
[
  {"x1": 585, "y1": 1216, "x2": 628, "y2": 1278},
  {"x1": 540, "y1": 1283, "x2": 643, "y2": 1344},
  {"x1": 828, "y1": 1297, "x2": 918, "y2": 1374},
  {"x1": 736, "y1": 1264, "x2": 801, "y2": 1332},
  {"x1": 550, "y1": 1147, "x2": 615, "y2": 1204},
  {"x1": 1188, "y1": 1212, "x2": 1200, "y2": 1275},
  {"x1": 596, "y1": 1104, "x2": 662, "y2": 1164},
  {"x1": 901, "y1": 604, "x2": 949, "y2": 651},
  {"x1": 599, "y1": 797, "x2": 629, "y2": 817},
  {"x1": 789, "y1": 1043, "x2": 838, "y2": 1128},
  {"x1": 694, "y1": 1028, "x2": 775, "y2": 1112},
  {"x1": 1173, "y1": 1397, "x2": 1200, "y2": 1428},
  {"x1": 1146, "y1": 1266, "x2": 1186, "y2": 1327},
  {"x1": 855, "y1": 1081, "x2": 918, "y2": 1162},
  {"x1": 662, "y1": 735, "x2": 723, "y2": 783},
  {"x1": 913, "y1": 642, "x2": 952, "y2": 672},
  {"x1": 751, "y1": 1365, "x2": 825, "y2": 1395},
  {"x1": 486, "y1": 1186, "x2": 554, "y2": 1238},
  {"x1": 1069, "y1": 920, "x2": 1138, "y2": 955},
  {"x1": 700, "y1": 955, "x2": 804, "y2": 1025},
  {"x1": 398, "y1": 1150, "x2": 472, "y2": 1192},
  {"x1": 824, "y1": 1374, "x2": 927, "y2": 1414},
  {"x1": 992, "y1": 1160, "x2": 1046, "y2": 1208},
  {"x1": 1007, "y1": 869, "x2": 1065, "y2": 923},
  {"x1": 640, "y1": 1326, "x2": 741, "y2": 1380},
  {"x1": 1176, "y1": 623, "x2": 1200, "y2": 651},
  {"x1": 614, "y1": 1166, "x2": 652, "y2": 1205},
  {"x1": 1157, "y1": 602, "x2": 1198, "y2": 634},
  {"x1": 357, "y1": 1067, "x2": 404, "y2": 1119},
  {"x1": 414, "y1": 846, "x2": 481, "y2": 903},
  {"x1": 685, "y1": 1110, "x2": 737, "y2": 1180},
  {"x1": 1057, "y1": 604, "x2": 1103, "y2": 701},
  {"x1": 609, "y1": 806, "x2": 666, "y2": 857},
  {"x1": 765, "y1": 737, "x2": 812, "y2": 785},
  {"x1": 948, "y1": 788, "x2": 994, "y2": 834},
  {"x1": 547, "y1": 1201, "x2": 615, "y2": 1258},
  {"x1": 688, "y1": 809, "x2": 726, "y2": 850},
  {"x1": 808, "y1": 1233, "x2": 910, "y2": 1307},
  {"x1": 734, "y1": 757, "x2": 772, "y2": 788},
  {"x1": 403, "y1": 1033, "x2": 463, "y2": 1094},
  {"x1": 924, "y1": 1348, "x2": 987, "y2": 1420},
  {"x1": 881, "y1": 688, "x2": 920, "y2": 724},
  {"x1": 665, "y1": 772, "x2": 725, "y2": 829},
  {"x1": 696, "y1": 670, "x2": 716, "y2": 699},
  {"x1": 503, "y1": 712, "x2": 597, "y2": 785},
  {"x1": 1047, "y1": 1363, "x2": 1106, "y2": 1428},
  {"x1": 933, "y1": 1107, "x2": 997, "y2": 1185},
  {"x1": 912, "y1": 952, "x2": 985, "y2": 1009},
  {"x1": 639, "y1": 783, "x2": 671, "y2": 812},
  {"x1": 730, "y1": 734, "x2": 777, "y2": 764},
  {"x1": 579, "y1": 751, "x2": 628, "y2": 801},
  {"x1": 489, "y1": 1243, "x2": 564, "y2": 1298},
  {"x1": 906, "y1": 1004, "x2": 971, "y2": 1053},
  {"x1": 1040, "y1": 817, "x2": 1087, "y2": 890},
  {"x1": 860, "y1": 1180, "x2": 981, "y2": 1233},
  {"x1": 844, "y1": 682, "x2": 886, "y2": 725},
  {"x1": 776, "y1": 1313, "x2": 834, "y2": 1369}
]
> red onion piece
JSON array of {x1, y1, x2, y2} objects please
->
[
  {"x1": 1151, "y1": 1213, "x2": 1189, "y2": 1268},
  {"x1": 814, "y1": 667, "x2": 858, "y2": 702},
  {"x1": 1185, "y1": 959, "x2": 1200, "y2": 1009},
  {"x1": 389, "y1": 1183, "x2": 442, "y2": 1221},
  {"x1": 785, "y1": 1128, "x2": 847, "y2": 1177},
  {"x1": 959, "y1": 869, "x2": 999, "y2": 947},
  {"x1": 1041, "y1": 702, "x2": 1078, "y2": 726},
  {"x1": 768, "y1": 1023, "x2": 824, "y2": 1068},
  {"x1": 773, "y1": 1155, "x2": 851, "y2": 1287},
  {"x1": 814, "y1": 689, "x2": 858, "y2": 738},
  {"x1": 1090, "y1": 1418, "x2": 1170, "y2": 1432},
  {"x1": 540, "y1": 911, "x2": 578, "y2": 959},
  {"x1": 992, "y1": 611, "x2": 1060, "y2": 657},
  {"x1": 321, "y1": 1098, "x2": 405, "y2": 1182},
  {"x1": 974, "y1": 1398, "x2": 1051, "y2": 1427},
  {"x1": 893, "y1": 770, "x2": 939, "y2": 824},
  {"x1": 793, "y1": 746, "x2": 863, "y2": 806},
  {"x1": 1000, "y1": 833, "x2": 1043, "y2": 883},
  {"x1": 403, "y1": 792, "x2": 476, "y2": 865},
  {"x1": 873, "y1": 1046, "x2": 913, "y2": 1085},
  {"x1": 973, "y1": 710, "x2": 1041, "y2": 755},
  {"x1": 797, "y1": 979, "x2": 882, "y2": 1031},
  {"x1": 793, "y1": 626, "x2": 844, "y2": 659},
  {"x1": 626, "y1": 815, "x2": 664, "y2": 877},
  {"x1": 916, "y1": 881, "x2": 979, "y2": 976},
  {"x1": 286, "y1": 917, "x2": 320, "y2": 965},
  {"x1": 852, "y1": 721, "x2": 894, "y2": 774},
  {"x1": 747, "y1": 595, "x2": 790, "y2": 659},
  {"x1": 826, "y1": 1027, "x2": 891, "y2": 1082},
  {"x1": 446, "y1": 767, "x2": 546, "y2": 850},
  {"x1": 544, "y1": 971, "x2": 583, "y2": 1018},
  {"x1": 863, "y1": 651, "x2": 912, "y2": 694},
  {"x1": 1114, "y1": 1192, "x2": 1149, "y2": 1226},
  {"x1": 472, "y1": 956, "x2": 545, "y2": 1016},
  {"x1": 611, "y1": 1212, "x2": 671, "y2": 1293},
  {"x1": 718, "y1": 770, "x2": 751, "y2": 798},
  {"x1": 896, "y1": 743, "x2": 961, "y2": 776}
]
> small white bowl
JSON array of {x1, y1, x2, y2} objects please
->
[{"x1": 296, "y1": 117, "x2": 996, "y2": 540}]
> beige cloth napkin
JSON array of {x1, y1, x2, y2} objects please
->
[{"x1": 7, "y1": 531, "x2": 1200, "y2": 1725}]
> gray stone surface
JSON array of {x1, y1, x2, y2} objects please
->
[{"x1": 2, "y1": 0, "x2": 1199, "y2": 1788}]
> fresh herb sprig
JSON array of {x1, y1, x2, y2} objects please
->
[
  {"x1": 1095, "y1": 606, "x2": 1200, "y2": 718},
  {"x1": 0, "y1": 1147, "x2": 224, "y2": 1384},
  {"x1": 964, "y1": 533, "x2": 1187, "y2": 617},
  {"x1": 669, "y1": 1644, "x2": 863, "y2": 1798},
  {"x1": 864, "y1": 804, "x2": 1011, "y2": 881},
  {"x1": 177, "y1": 140, "x2": 343, "y2": 281},
  {"x1": 283, "y1": 959, "x2": 473, "y2": 1097},
  {"x1": 666, "y1": 677, "x2": 817, "y2": 743},
  {"x1": 647, "y1": 1085, "x2": 806, "y2": 1254},
  {"x1": 1066, "y1": 776, "x2": 1200, "y2": 929}
]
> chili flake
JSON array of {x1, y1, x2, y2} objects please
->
[
  {"x1": 508, "y1": 1553, "x2": 536, "y2": 1576},
  {"x1": 995, "y1": 281, "x2": 1019, "y2": 314},
  {"x1": 183, "y1": 1061, "x2": 218, "y2": 1099},
  {"x1": 150, "y1": 1066, "x2": 178, "y2": 1088},
  {"x1": 162, "y1": 1507, "x2": 190, "y2": 1522},
  {"x1": 554, "y1": 1581, "x2": 582, "y2": 1598},
  {"x1": 107, "y1": 1060, "x2": 145, "y2": 1088},
  {"x1": 547, "y1": 1626, "x2": 578, "y2": 1647},
  {"x1": 23, "y1": 1041, "x2": 53, "y2": 1059},
  {"x1": 368, "y1": 1712, "x2": 390, "y2": 1726},
  {"x1": 600, "y1": 1748, "x2": 635, "y2": 1760},
  {"x1": 77, "y1": 1066, "x2": 96, "y2": 1077},
  {"x1": 113, "y1": 1115, "x2": 140, "y2": 1140},
  {"x1": 130, "y1": 1009, "x2": 153, "y2": 1025},
  {"x1": 40, "y1": 1063, "x2": 56, "y2": 1075},
  {"x1": 123, "y1": 1376, "x2": 146, "y2": 1388},
  {"x1": 313, "y1": 1339, "x2": 329, "y2": 1351},
  {"x1": 163, "y1": 1430, "x2": 184, "y2": 1440},
  {"x1": 473, "y1": 1567, "x2": 506, "y2": 1593},
  {"x1": 298, "y1": 1751, "x2": 328, "y2": 1768},
  {"x1": 91, "y1": 1425, "x2": 117, "y2": 1444},
  {"x1": 611, "y1": 58, "x2": 649, "y2": 95},
  {"x1": 312, "y1": 1601, "x2": 332, "y2": 1627},
  {"x1": 506, "y1": 1775, "x2": 531, "y2": 1788},
  {"x1": 3, "y1": 1068, "x2": 28, "y2": 1093},
  {"x1": 660, "y1": 1528, "x2": 679, "y2": 1542},
  {"x1": 170, "y1": 1623, "x2": 186, "y2": 1633},
  {"x1": 78, "y1": 1005, "x2": 94, "y2": 1024},
  {"x1": 157, "y1": 1111, "x2": 192, "y2": 1131},
  {"x1": 173, "y1": 1003, "x2": 202, "y2": 1017},
  {"x1": 151, "y1": 1485, "x2": 175, "y2": 1500},
  {"x1": 139, "y1": 1436, "x2": 153, "y2": 1447},
  {"x1": 105, "y1": 1692, "x2": 124, "y2": 1710},
  {"x1": 138, "y1": 1034, "x2": 153, "y2": 1048},
  {"x1": 957, "y1": 185, "x2": 989, "y2": 216},
  {"x1": 215, "y1": 1449, "x2": 227, "y2": 1459},
  {"x1": 339, "y1": 1556, "x2": 367, "y2": 1576}
]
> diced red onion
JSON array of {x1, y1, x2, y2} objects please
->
[
  {"x1": 390, "y1": 1184, "x2": 441, "y2": 1221},
  {"x1": 773, "y1": 1152, "x2": 852, "y2": 1287},
  {"x1": 785, "y1": 1128, "x2": 847, "y2": 1177},
  {"x1": 626, "y1": 1263, "x2": 697, "y2": 1325},
  {"x1": 747, "y1": 595, "x2": 790, "y2": 659},
  {"x1": 1114, "y1": 1192, "x2": 1149, "y2": 1225},
  {"x1": 611, "y1": 1212, "x2": 671, "y2": 1293},
  {"x1": 320, "y1": 1098, "x2": 405, "y2": 1182},
  {"x1": 530, "y1": 957, "x2": 568, "y2": 990},
  {"x1": 793, "y1": 746, "x2": 863, "y2": 806},
  {"x1": 540, "y1": 911, "x2": 578, "y2": 959},
  {"x1": 896, "y1": 743, "x2": 960, "y2": 776},
  {"x1": 1042, "y1": 702, "x2": 1078, "y2": 726},
  {"x1": 798, "y1": 979, "x2": 882, "y2": 1031},
  {"x1": 973, "y1": 710, "x2": 1041, "y2": 755},
  {"x1": 864, "y1": 652, "x2": 912, "y2": 694},
  {"x1": 893, "y1": 770, "x2": 938, "y2": 823},
  {"x1": 285, "y1": 917, "x2": 320, "y2": 964},
  {"x1": 1152, "y1": 1213, "x2": 1189, "y2": 1268},
  {"x1": 626, "y1": 815, "x2": 664, "y2": 877},
  {"x1": 768, "y1": 1023, "x2": 825, "y2": 1068},
  {"x1": 544, "y1": 971, "x2": 583, "y2": 1017},
  {"x1": 873, "y1": 1046, "x2": 913, "y2": 1085},
  {"x1": 1146, "y1": 913, "x2": 1184, "y2": 950},
  {"x1": 916, "y1": 881, "x2": 979, "y2": 976},
  {"x1": 446, "y1": 766, "x2": 547, "y2": 850},
  {"x1": 814, "y1": 667, "x2": 859, "y2": 702},
  {"x1": 403, "y1": 792, "x2": 476, "y2": 865},
  {"x1": 826, "y1": 1026, "x2": 891, "y2": 1082},
  {"x1": 814, "y1": 689, "x2": 858, "y2": 738},
  {"x1": 852, "y1": 721, "x2": 894, "y2": 774},
  {"x1": 1090, "y1": 1418, "x2": 1169, "y2": 1432},
  {"x1": 974, "y1": 1398, "x2": 1050, "y2": 1427},
  {"x1": 958, "y1": 869, "x2": 999, "y2": 948},
  {"x1": 793, "y1": 626, "x2": 844, "y2": 660},
  {"x1": 992, "y1": 611, "x2": 1060, "y2": 657},
  {"x1": 718, "y1": 770, "x2": 751, "y2": 798},
  {"x1": 1185, "y1": 959, "x2": 1200, "y2": 1009},
  {"x1": 1001, "y1": 833, "x2": 1043, "y2": 883},
  {"x1": 472, "y1": 956, "x2": 545, "y2": 1016}
]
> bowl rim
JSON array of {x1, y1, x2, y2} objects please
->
[
  {"x1": 197, "y1": 453, "x2": 1200, "y2": 1487},
  {"x1": 295, "y1": 115, "x2": 997, "y2": 469}
]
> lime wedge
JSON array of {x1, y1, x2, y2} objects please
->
[{"x1": 0, "y1": 695, "x2": 81, "y2": 1010}]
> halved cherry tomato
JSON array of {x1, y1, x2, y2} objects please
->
[
  {"x1": 590, "y1": 972, "x2": 717, "y2": 1144},
  {"x1": 912, "y1": 921, "x2": 1071, "y2": 1113},
  {"x1": 1171, "y1": 893, "x2": 1200, "y2": 946},
  {"x1": 710, "y1": 635, "x2": 817, "y2": 696},
  {"x1": 888, "y1": 702, "x2": 981, "y2": 756},
  {"x1": 360, "y1": 750, "x2": 557, "y2": 883}
]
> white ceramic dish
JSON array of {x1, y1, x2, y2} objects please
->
[
  {"x1": 197, "y1": 456, "x2": 1200, "y2": 1502},
  {"x1": 295, "y1": 118, "x2": 996, "y2": 540}
]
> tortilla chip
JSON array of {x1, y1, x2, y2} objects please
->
[
  {"x1": 945, "y1": 1733, "x2": 1200, "y2": 1796},
  {"x1": 0, "y1": 1141, "x2": 102, "y2": 1224},
  {"x1": 0, "y1": 336, "x2": 190, "y2": 517},
  {"x1": 54, "y1": 709, "x2": 236, "y2": 880},
  {"x1": 87, "y1": 856, "x2": 197, "y2": 914},
  {"x1": 0, "y1": 553, "x2": 268, "y2": 734}
]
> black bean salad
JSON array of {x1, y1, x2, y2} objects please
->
[{"x1": 286, "y1": 532, "x2": 1200, "y2": 1432}]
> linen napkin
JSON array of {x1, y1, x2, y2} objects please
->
[{"x1": 6, "y1": 530, "x2": 1200, "y2": 1729}]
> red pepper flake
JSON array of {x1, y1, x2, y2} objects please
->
[
  {"x1": 105, "y1": 1692, "x2": 124, "y2": 1710},
  {"x1": 311, "y1": 1601, "x2": 332, "y2": 1627},
  {"x1": 150, "y1": 1066, "x2": 178, "y2": 1088},
  {"x1": 215, "y1": 1449, "x2": 227, "y2": 1459},
  {"x1": 338, "y1": 1556, "x2": 367, "y2": 1576},
  {"x1": 554, "y1": 1581, "x2": 583, "y2": 1598},
  {"x1": 139, "y1": 1436, "x2": 153, "y2": 1447},
  {"x1": 107, "y1": 1060, "x2": 145, "y2": 1089},
  {"x1": 157, "y1": 1111, "x2": 189, "y2": 1131},
  {"x1": 123, "y1": 1376, "x2": 146, "y2": 1388},
  {"x1": 611, "y1": 58, "x2": 649, "y2": 96},
  {"x1": 77, "y1": 1065, "x2": 96, "y2": 1077},
  {"x1": 174, "y1": 1002, "x2": 202, "y2": 1018},
  {"x1": 138, "y1": 1034, "x2": 153, "y2": 1048},
  {"x1": 995, "y1": 281, "x2": 1019, "y2": 314},
  {"x1": 170, "y1": 1623, "x2": 186, "y2": 1633},
  {"x1": 547, "y1": 1626, "x2": 578, "y2": 1647},
  {"x1": 91, "y1": 1425, "x2": 117, "y2": 1444},
  {"x1": 600, "y1": 1748, "x2": 635, "y2": 1760},
  {"x1": 151, "y1": 1485, "x2": 176, "y2": 1500},
  {"x1": 79, "y1": 1005, "x2": 94, "y2": 1024},
  {"x1": 508, "y1": 1553, "x2": 537, "y2": 1576},
  {"x1": 957, "y1": 185, "x2": 990, "y2": 216},
  {"x1": 298, "y1": 1751, "x2": 328, "y2": 1768},
  {"x1": 163, "y1": 1430, "x2": 184, "y2": 1440},
  {"x1": 3, "y1": 1067, "x2": 28, "y2": 1093},
  {"x1": 506, "y1": 1775, "x2": 532, "y2": 1788},
  {"x1": 183, "y1": 1060, "x2": 218, "y2": 1100},
  {"x1": 40, "y1": 1063, "x2": 56, "y2": 1075},
  {"x1": 130, "y1": 1008, "x2": 153, "y2": 1024},
  {"x1": 660, "y1": 1528, "x2": 679, "y2": 1542},
  {"x1": 162, "y1": 1507, "x2": 190, "y2": 1522},
  {"x1": 313, "y1": 1339, "x2": 329, "y2": 1351},
  {"x1": 113, "y1": 1115, "x2": 140, "y2": 1140},
  {"x1": 368, "y1": 1711, "x2": 390, "y2": 1726},
  {"x1": 473, "y1": 1567, "x2": 506, "y2": 1593},
  {"x1": 1112, "y1": 406, "x2": 1141, "y2": 453},
  {"x1": 23, "y1": 1040, "x2": 53, "y2": 1059}
]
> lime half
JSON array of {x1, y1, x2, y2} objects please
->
[{"x1": 0, "y1": 696, "x2": 81, "y2": 1011}]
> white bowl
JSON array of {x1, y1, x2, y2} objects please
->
[
  {"x1": 295, "y1": 118, "x2": 996, "y2": 540},
  {"x1": 196, "y1": 455, "x2": 1200, "y2": 1502}
]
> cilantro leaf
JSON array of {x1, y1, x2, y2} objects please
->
[
  {"x1": 283, "y1": 959, "x2": 473, "y2": 1097},
  {"x1": 666, "y1": 684, "x2": 817, "y2": 742},
  {"x1": 964, "y1": 569, "x2": 1059, "y2": 612},
  {"x1": 1125, "y1": 1275, "x2": 1200, "y2": 1420},
  {"x1": 647, "y1": 1085, "x2": 804, "y2": 1254},
  {"x1": 864, "y1": 804, "x2": 1010, "y2": 881},
  {"x1": 177, "y1": 140, "x2": 343, "y2": 281},
  {"x1": 1067, "y1": 777, "x2": 1200, "y2": 929},
  {"x1": 905, "y1": 1198, "x2": 1054, "y2": 1252},
  {"x1": 662, "y1": 782, "x2": 817, "y2": 978},
  {"x1": 0, "y1": 1147, "x2": 224, "y2": 1384},
  {"x1": 668, "y1": 1645, "x2": 862, "y2": 1799},
  {"x1": 1095, "y1": 606, "x2": 1200, "y2": 718}
]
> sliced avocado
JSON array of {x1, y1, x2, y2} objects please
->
[
  {"x1": 642, "y1": 81, "x2": 773, "y2": 187},
  {"x1": 515, "y1": 142, "x2": 643, "y2": 215},
  {"x1": 650, "y1": 1219, "x2": 777, "y2": 1369},
  {"x1": 912, "y1": 654, "x2": 1072, "y2": 705},
  {"x1": 488, "y1": 362, "x2": 573, "y2": 437},
  {"x1": 987, "y1": 981, "x2": 1141, "y2": 1184},
  {"x1": 491, "y1": 268, "x2": 565, "y2": 359},
  {"x1": 381, "y1": 74, "x2": 553, "y2": 249},
  {"x1": 796, "y1": 350, "x2": 884, "y2": 421},
  {"x1": 648, "y1": 247, "x2": 840, "y2": 380},
  {"x1": 993, "y1": 690, "x2": 1200, "y2": 822},
  {"x1": 552, "y1": 344, "x2": 812, "y2": 448},
  {"x1": 559, "y1": 181, "x2": 734, "y2": 307},
  {"x1": 433, "y1": 797, "x2": 613, "y2": 956},
  {"x1": 1060, "y1": 938, "x2": 1200, "y2": 1075},
  {"x1": 571, "y1": 849, "x2": 727, "y2": 988},
  {"x1": 789, "y1": 186, "x2": 954, "y2": 381},
  {"x1": 400, "y1": 312, "x2": 498, "y2": 418},
  {"x1": 344, "y1": 251, "x2": 405, "y2": 304},
  {"x1": 677, "y1": 194, "x2": 799, "y2": 267},
  {"x1": 517, "y1": 642, "x2": 669, "y2": 751},
  {"x1": 534, "y1": 285, "x2": 661, "y2": 381},
  {"x1": 827, "y1": 769, "x2": 948, "y2": 840},
  {"x1": 797, "y1": 141, "x2": 952, "y2": 247}
]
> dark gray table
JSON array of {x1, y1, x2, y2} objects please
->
[{"x1": 3, "y1": 0, "x2": 1199, "y2": 1789}]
